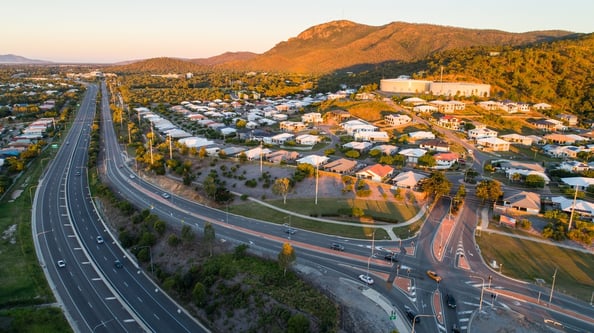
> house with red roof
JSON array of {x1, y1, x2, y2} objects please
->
[{"x1": 355, "y1": 164, "x2": 395, "y2": 182}]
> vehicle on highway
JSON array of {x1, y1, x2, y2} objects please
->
[
  {"x1": 406, "y1": 309, "x2": 420, "y2": 323},
  {"x1": 447, "y1": 294, "x2": 456, "y2": 308},
  {"x1": 384, "y1": 253, "x2": 398, "y2": 262},
  {"x1": 57, "y1": 260, "x2": 66, "y2": 268},
  {"x1": 358, "y1": 274, "x2": 374, "y2": 285},
  {"x1": 118, "y1": 164, "x2": 123, "y2": 168},
  {"x1": 285, "y1": 228, "x2": 297, "y2": 235},
  {"x1": 75, "y1": 171, "x2": 81, "y2": 176},
  {"x1": 331, "y1": 243, "x2": 345, "y2": 251},
  {"x1": 114, "y1": 259, "x2": 123, "y2": 268},
  {"x1": 96, "y1": 236, "x2": 104, "y2": 244},
  {"x1": 427, "y1": 270, "x2": 442, "y2": 282},
  {"x1": 452, "y1": 324, "x2": 461, "y2": 333},
  {"x1": 129, "y1": 174, "x2": 136, "y2": 179},
  {"x1": 161, "y1": 192, "x2": 171, "y2": 199}
]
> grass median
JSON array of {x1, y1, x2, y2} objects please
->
[{"x1": 477, "y1": 232, "x2": 594, "y2": 302}]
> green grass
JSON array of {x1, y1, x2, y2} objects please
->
[
  {"x1": 0, "y1": 148, "x2": 70, "y2": 332},
  {"x1": 476, "y1": 233, "x2": 594, "y2": 301},
  {"x1": 230, "y1": 199, "x2": 393, "y2": 240}
]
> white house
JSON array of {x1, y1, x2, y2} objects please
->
[
  {"x1": 499, "y1": 133, "x2": 533, "y2": 146},
  {"x1": 341, "y1": 120, "x2": 377, "y2": 135},
  {"x1": 295, "y1": 134, "x2": 320, "y2": 146},
  {"x1": 468, "y1": 127, "x2": 498, "y2": 140},
  {"x1": 408, "y1": 131, "x2": 435, "y2": 141},
  {"x1": 391, "y1": 171, "x2": 426, "y2": 189},
  {"x1": 384, "y1": 114, "x2": 412, "y2": 127},
  {"x1": 370, "y1": 144, "x2": 399, "y2": 155},
  {"x1": 301, "y1": 112, "x2": 323, "y2": 124},
  {"x1": 433, "y1": 152, "x2": 459, "y2": 169},
  {"x1": 354, "y1": 131, "x2": 390, "y2": 142},
  {"x1": 296, "y1": 154, "x2": 329, "y2": 167},
  {"x1": 398, "y1": 148, "x2": 427, "y2": 163},
  {"x1": 476, "y1": 137, "x2": 510, "y2": 152},
  {"x1": 343, "y1": 141, "x2": 373, "y2": 152}
]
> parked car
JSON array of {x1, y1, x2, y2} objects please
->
[
  {"x1": 96, "y1": 236, "x2": 104, "y2": 244},
  {"x1": 447, "y1": 294, "x2": 457, "y2": 308},
  {"x1": 57, "y1": 260, "x2": 66, "y2": 268},
  {"x1": 114, "y1": 259, "x2": 123, "y2": 268},
  {"x1": 406, "y1": 309, "x2": 420, "y2": 323},
  {"x1": 427, "y1": 270, "x2": 442, "y2": 282},
  {"x1": 358, "y1": 274, "x2": 374, "y2": 285},
  {"x1": 331, "y1": 243, "x2": 345, "y2": 251}
]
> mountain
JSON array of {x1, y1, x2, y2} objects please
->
[
  {"x1": 0, "y1": 54, "x2": 51, "y2": 64},
  {"x1": 105, "y1": 57, "x2": 207, "y2": 74},
  {"x1": 190, "y1": 52, "x2": 258, "y2": 66},
  {"x1": 219, "y1": 20, "x2": 576, "y2": 73}
]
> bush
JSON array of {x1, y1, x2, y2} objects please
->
[
  {"x1": 245, "y1": 179, "x2": 257, "y2": 188},
  {"x1": 167, "y1": 234, "x2": 181, "y2": 247}
]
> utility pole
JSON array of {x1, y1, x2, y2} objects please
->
[
  {"x1": 567, "y1": 185, "x2": 579, "y2": 231},
  {"x1": 315, "y1": 163, "x2": 319, "y2": 205},
  {"x1": 549, "y1": 267, "x2": 557, "y2": 305},
  {"x1": 168, "y1": 134, "x2": 173, "y2": 160},
  {"x1": 149, "y1": 124, "x2": 154, "y2": 165}
]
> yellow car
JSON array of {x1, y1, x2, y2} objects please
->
[{"x1": 427, "y1": 270, "x2": 442, "y2": 282}]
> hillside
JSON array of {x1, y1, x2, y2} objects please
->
[
  {"x1": 219, "y1": 20, "x2": 574, "y2": 73},
  {"x1": 105, "y1": 57, "x2": 208, "y2": 74},
  {"x1": 0, "y1": 54, "x2": 51, "y2": 64},
  {"x1": 190, "y1": 51, "x2": 258, "y2": 66}
]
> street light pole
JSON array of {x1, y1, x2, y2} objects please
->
[
  {"x1": 471, "y1": 275, "x2": 485, "y2": 311},
  {"x1": 366, "y1": 230, "x2": 377, "y2": 278},
  {"x1": 549, "y1": 267, "x2": 557, "y2": 305}
]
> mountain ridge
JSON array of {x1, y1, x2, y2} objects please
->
[{"x1": 0, "y1": 54, "x2": 52, "y2": 64}]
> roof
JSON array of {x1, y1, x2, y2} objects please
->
[
  {"x1": 504, "y1": 191, "x2": 541, "y2": 210},
  {"x1": 357, "y1": 164, "x2": 394, "y2": 178},
  {"x1": 392, "y1": 171, "x2": 426, "y2": 187}
]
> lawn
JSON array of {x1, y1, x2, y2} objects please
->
[{"x1": 476, "y1": 232, "x2": 594, "y2": 301}]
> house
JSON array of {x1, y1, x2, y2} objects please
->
[
  {"x1": 558, "y1": 113, "x2": 578, "y2": 126},
  {"x1": 384, "y1": 114, "x2": 412, "y2": 127},
  {"x1": 433, "y1": 152, "x2": 459, "y2": 169},
  {"x1": 244, "y1": 147, "x2": 272, "y2": 160},
  {"x1": 408, "y1": 131, "x2": 435, "y2": 141},
  {"x1": 266, "y1": 150, "x2": 300, "y2": 164},
  {"x1": 354, "y1": 131, "x2": 390, "y2": 142},
  {"x1": 342, "y1": 141, "x2": 373, "y2": 152},
  {"x1": 301, "y1": 112, "x2": 323, "y2": 124},
  {"x1": 265, "y1": 133, "x2": 294, "y2": 145},
  {"x1": 542, "y1": 145, "x2": 581, "y2": 158},
  {"x1": 497, "y1": 191, "x2": 541, "y2": 215},
  {"x1": 476, "y1": 137, "x2": 510, "y2": 151},
  {"x1": 323, "y1": 158, "x2": 358, "y2": 174},
  {"x1": 341, "y1": 120, "x2": 377, "y2": 135},
  {"x1": 413, "y1": 105, "x2": 438, "y2": 113},
  {"x1": 505, "y1": 169, "x2": 550, "y2": 184},
  {"x1": 402, "y1": 97, "x2": 426, "y2": 105},
  {"x1": 499, "y1": 133, "x2": 533, "y2": 146},
  {"x1": 429, "y1": 100, "x2": 465, "y2": 113},
  {"x1": 477, "y1": 101, "x2": 501, "y2": 111},
  {"x1": 544, "y1": 133, "x2": 576, "y2": 145},
  {"x1": 356, "y1": 164, "x2": 395, "y2": 182},
  {"x1": 178, "y1": 137, "x2": 214, "y2": 148},
  {"x1": 550, "y1": 196, "x2": 594, "y2": 220},
  {"x1": 391, "y1": 171, "x2": 426, "y2": 189},
  {"x1": 326, "y1": 110, "x2": 351, "y2": 122},
  {"x1": 532, "y1": 103, "x2": 552, "y2": 110},
  {"x1": 279, "y1": 121, "x2": 307, "y2": 132},
  {"x1": 295, "y1": 134, "x2": 320, "y2": 146},
  {"x1": 437, "y1": 115, "x2": 463, "y2": 131},
  {"x1": 529, "y1": 118, "x2": 567, "y2": 132},
  {"x1": 557, "y1": 161, "x2": 591, "y2": 173},
  {"x1": 468, "y1": 127, "x2": 498, "y2": 140},
  {"x1": 370, "y1": 144, "x2": 399, "y2": 155},
  {"x1": 560, "y1": 177, "x2": 594, "y2": 190},
  {"x1": 296, "y1": 154, "x2": 329, "y2": 167},
  {"x1": 398, "y1": 148, "x2": 427, "y2": 163},
  {"x1": 419, "y1": 139, "x2": 450, "y2": 152}
]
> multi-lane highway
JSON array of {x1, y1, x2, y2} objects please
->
[{"x1": 33, "y1": 82, "x2": 209, "y2": 333}]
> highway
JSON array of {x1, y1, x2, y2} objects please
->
[{"x1": 33, "y1": 82, "x2": 209, "y2": 333}]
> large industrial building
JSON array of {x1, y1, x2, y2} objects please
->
[{"x1": 380, "y1": 76, "x2": 490, "y2": 97}]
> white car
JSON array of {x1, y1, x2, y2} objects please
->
[
  {"x1": 358, "y1": 274, "x2": 374, "y2": 285},
  {"x1": 96, "y1": 236, "x2": 104, "y2": 244},
  {"x1": 57, "y1": 260, "x2": 66, "y2": 268},
  {"x1": 161, "y1": 192, "x2": 171, "y2": 199},
  {"x1": 129, "y1": 174, "x2": 136, "y2": 179}
]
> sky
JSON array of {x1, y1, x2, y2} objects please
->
[{"x1": 2, "y1": 0, "x2": 593, "y2": 63}]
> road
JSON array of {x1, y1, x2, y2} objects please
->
[{"x1": 34, "y1": 82, "x2": 209, "y2": 333}]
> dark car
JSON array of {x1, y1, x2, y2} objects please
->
[
  {"x1": 285, "y1": 228, "x2": 297, "y2": 235},
  {"x1": 447, "y1": 294, "x2": 457, "y2": 309},
  {"x1": 406, "y1": 310, "x2": 420, "y2": 323},
  {"x1": 114, "y1": 259, "x2": 123, "y2": 268},
  {"x1": 331, "y1": 243, "x2": 345, "y2": 251},
  {"x1": 384, "y1": 253, "x2": 398, "y2": 262}
]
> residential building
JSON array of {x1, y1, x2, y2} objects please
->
[
  {"x1": 532, "y1": 103, "x2": 552, "y2": 110},
  {"x1": 408, "y1": 131, "x2": 435, "y2": 141},
  {"x1": 544, "y1": 133, "x2": 576, "y2": 145},
  {"x1": 244, "y1": 147, "x2": 272, "y2": 160},
  {"x1": 468, "y1": 127, "x2": 498, "y2": 140},
  {"x1": 266, "y1": 150, "x2": 300, "y2": 164},
  {"x1": 296, "y1": 154, "x2": 329, "y2": 167},
  {"x1": 354, "y1": 131, "x2": 390, "y2": 142},
  {"x1": 551, "y1": 196, "x2": 594, "y2": 220},
  {"x1": 265, "y1": 133, "x2": 294, "y2": 145},
  {"x1": 413, "y1": 105, "x2": 438, "y2": 113},
  {"x1": 499, "y1": 133, "x2": 533, "y2": 146},
  {"x1": 437, "y1": 115, "x2": 463, "y2": 131},
  {"x1": 557, "y1": 161, "x2": 590, "y2": 173},
  {"x1": 301, "y1": 112, "x2": 323, "y2": 124},
  {"x1": 496, "y1": 191, "x2": 541, "y2": 215},
  {"x1": 356, "y1": 164, "x2": 395, "y2": 182},
  {"x1": 343, "y1": 141, "x2": 373, "y2": 152},
  {"x1": 391, "y1": 171, "x2": 427, "y2": 189},
  {"x1": 384, "y1": 114, "x2": 412, "y2": 127},
  {"x1": 560, "y1": 177, "x2": 594, "y2": 190},
  {"x1": 279, "y1": 121, "x2": 306, "y2": 132},
  {"x1": 398, "y1": 148, "x2": 427, "y2": 163},
  {"x1": 323, "y1": 158, "x2": 358, "y2": 174},
  {"x1": 295, "y1": 134, "x2": 320, "y2": 146},
  {"x1": 558, "y1": 113, "x2": 578, "y2": 126},
  {"x1": 419, "y1": 139, "x2": 450, "y2": 152},
  {"x1": 341, "y1": 120, "x2": 377, "y2": 135},
  {"x1": 476, "y1": 137, "x2": 510, "y2": 151},
  {"x1": 370, "y1": 144, "x2": 398, "y2": 155},
  {"x1": 433, "y1": 152, "x2": 459, "y2": 169}
]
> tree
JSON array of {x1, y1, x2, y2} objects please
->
[
  {"x1": 287, "y1": 314, "x2": 311, "y2": 333},
  {"x1": 511, "y1": 173, "x2": 522, "y2": 183},
  {"x1": 154, "y1": 220, "x2": 166, "y2": 235},
  {"x1": 203, "y1": 222, "x2": 215, "y2": 257},
  {"x1": 422, "y1": 171, "x2": 452, "y2": 199},
  {"x1": 272, "y1": 177, "x2": 292, "y2": 204},
  {"x1": 345, "y1": 150, "x2": 360, "y2": 159},
  {"x1": 525, "y1": 174, "x2": 545, "y2": 188},
  {"x1": 476, "y1": 180, "x2": 503, "y2": 203},
  {"x1": 181, "y1": 224, "x2": 194, "y2": 243},
  {"x1": 277, "y1": 242, "x2": 296, "y2": 276},
  {"x1": 418, "y1": 154, "x2": 436, "y2": 168},
  {"x1": 203, "y1": 175, "x2": 217, "y2": 199},
  {"x1": 192, "y1": 282, "x2": 207, "y2": 307}
]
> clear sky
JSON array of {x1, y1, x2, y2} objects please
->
[{"x1": 2, "y1": 0, "x2": 593, "y2": 63}]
